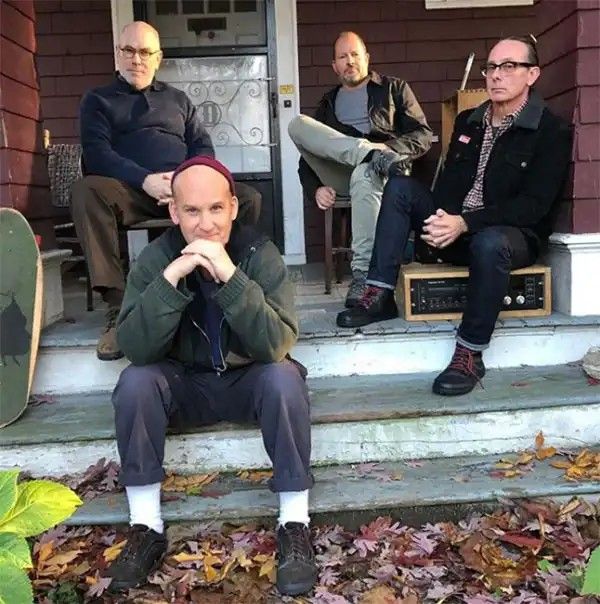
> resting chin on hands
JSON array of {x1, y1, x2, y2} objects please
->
[
  {"x1": 142, "y1": 172, "x2": 175, "y2": 205},
  {"x1": 315, "y1": 186, "x2": 337, "y2": 210},
  {"x1": 164, "y1": 238, "x2": 237, "y2": 286},
  {"x1": 421, "y1": 208, "x2": 468, "y2": 249}
]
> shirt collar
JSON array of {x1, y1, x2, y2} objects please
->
[
  {"x1": 483, "y1": 96, "x2": 528, "y2": 127},
  {"x1": 115, "y1": 72, "x2": 165, "y2": 92},
  {"x1": 468, "y1": 90, "x2": 546, "y2": 130}
]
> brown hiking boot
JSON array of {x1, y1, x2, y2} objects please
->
[{"x1": 97, "y1": 306, "x2": 123, "y2": 361}]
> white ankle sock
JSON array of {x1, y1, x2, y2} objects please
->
[
  {"x1": 278, "y1": 490, "x2": 310, "y2": 526},
  {"x1": 125, "y1": 483, "x2": 163, "y2": 534}
]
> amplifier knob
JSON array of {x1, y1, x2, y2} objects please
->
[
  {"x1": 503, "y1": 295, "x2": 512, "y2": 306},
  {"x1": 516, "y1": 295, "x2": 525, "y2": 305}
]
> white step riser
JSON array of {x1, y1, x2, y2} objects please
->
[
  {"x1": 33, "y1": 325, "x2": 600, "y2": 395},
  {"x1": 3, "y1": 403, "x2": 598, "y2": 478}
]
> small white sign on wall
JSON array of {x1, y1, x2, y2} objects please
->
[{"x1": 426, "y1": 0, "x2": 533, "y2": 9}]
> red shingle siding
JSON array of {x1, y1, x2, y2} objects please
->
[
  {"x1": 34, "y1": 0, "x2": 113, "y2": 144},
  {"x1": 537, "y1": 1, "x2": 600, "y2": 233},
  {"x1": 297, "y1": 0, "x2": 536, "y2": 261},
  {"x1": 0, "y1": 0, "x2": 55, "y2": 242}
]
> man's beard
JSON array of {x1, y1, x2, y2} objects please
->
[{"x1": 341, "y1": 72, "x2": 369, "y2": 87}]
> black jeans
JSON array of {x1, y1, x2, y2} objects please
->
[
  {"x1": 112, "y1": 360, "x2": 313, "y2": 492},
  {"x1": 367, "y1": 175, "x2": 538, "y2": 349}
]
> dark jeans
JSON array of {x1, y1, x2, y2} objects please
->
[
  {"x1": 367, "y1": 175, "x2": 538, "y2": 349},
  {"x1": 112, "y1": 359, "x2": 313, "y2": 492}
]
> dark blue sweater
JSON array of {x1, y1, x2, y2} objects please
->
[{"x1": 80, "y1": 74, "x2": 214, "y2": 189}]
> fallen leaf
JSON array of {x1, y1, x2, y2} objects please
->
[
  {"x1": 102, "y1": 539, "x2": 127, "y2": 562},
  {"x1": 237, "y1": 470, "x2": 273, "y2": 483},
  {"x1": 535, "y1": 431, "x2": 545, "y2": 449},
  {"x1": 536, "y1": 446, "x2": 557, "y2": 460},
  {"x1": 172, "y1": 551, "x2": 205, "y2": 564},
  {"x1": 359, "y1": 584, "x2": 397, "y2": 603}
]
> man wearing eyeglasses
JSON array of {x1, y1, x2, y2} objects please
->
[
  {"x1": 337, "y1": 36, "x2": 572, "y2": 396},
  {"x1": 71, "y1": 21, "x2": 261, "y2": 362}
]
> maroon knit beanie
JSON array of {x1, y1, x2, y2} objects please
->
[{"x1": 171, "y1": 155, "x2": 235, "y2": 195}]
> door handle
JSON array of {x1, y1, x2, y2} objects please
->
[{"x1": 270, "y1": 92, "x2": 278, "y2": 120}]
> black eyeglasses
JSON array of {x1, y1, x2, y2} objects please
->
[
  {"x1": 119, "y1": 46, "x2": 161, "y2": 61},
  {"x1": 481, "y1": 61, "x2": 537, "y2": 77}
]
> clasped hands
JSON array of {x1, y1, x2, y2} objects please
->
[
  {"x1": 163, "y1": 239, "x2": 236, "y2": 286},
  {"x1": 142, "y1": 172, "x2": 175, "y2": 205},
  {"x1": 421, "y1": 209, "x2": 467, "y2": 249}
]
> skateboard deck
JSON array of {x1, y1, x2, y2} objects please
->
[{"x1": 0, "y1": 208, "x2": 43, "y2": 428}]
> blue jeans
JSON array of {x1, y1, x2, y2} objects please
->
[{"x1": 367, "y1": 175, "x2": 538, "y2": 349}]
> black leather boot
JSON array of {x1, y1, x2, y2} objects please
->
[
  {"x1": 336, "y1": 286, "x2": 398, "y2": 328},
  {"x1": 432, "y1": 343, "x2": 485, "y2": 396}
]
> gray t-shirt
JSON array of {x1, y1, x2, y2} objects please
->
[{"x1": 335, "y1": 85, "x2": 370, "y2": 134}]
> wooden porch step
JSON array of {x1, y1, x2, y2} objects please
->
[
  {"x1": 68, "y1": 452, "x2": 600, "y2": 527},
  {"x1": 2, "y1": 364, "x2": 599, "y2": 479}
]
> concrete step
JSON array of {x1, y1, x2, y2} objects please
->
[
  {"x1": 34, "y1": 305, "x2": 600, "y2": 394},
  {"x1": 3, "y1": 364, "x2": 599, "y2": 478},
  {"x1": 68, "y1": 452, "x2": 600, "y2": 526}
]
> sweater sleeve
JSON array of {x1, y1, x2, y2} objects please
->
[
  {"x1": 213, "y1": 243, "x2": 298, "y2": 363},
  {"x1": 79, "y1": 91, "x2": 151, "y2": 189},
  {"x1": 116, "y1": 252, "x2": 193, "y2": 365}
]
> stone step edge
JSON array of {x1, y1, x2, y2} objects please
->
[
  {"x1": 67, "y1": 452, "x2": 600, "y2": 526},
  {"x1": 4, "y1": 403, "x2": 599, "y2": 480}
]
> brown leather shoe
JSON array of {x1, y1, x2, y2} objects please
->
[{"x1": 97, "y1": 307, "x2": 124, "y2": 361}]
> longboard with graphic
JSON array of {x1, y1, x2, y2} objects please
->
[{"x1": 0, "y1": 208, "x2": 43, "y2": 427}]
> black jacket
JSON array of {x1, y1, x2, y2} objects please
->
[
  {"x1": 299, "y1": 71, "x2": 433, "y2": 201},
  {"x1": 434, "y1": 92, "x2": 572, "y2": 245}
]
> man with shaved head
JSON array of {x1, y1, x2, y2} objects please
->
[
  {"x1": 289, "y1": 31, "x2": 432, "y2": 307},
  {"x1": 106, "y1": 155, "x2": 317, "y2": 596},
  {"x1": 71, "y1": 22, "x2": 261, "y2": 361}
]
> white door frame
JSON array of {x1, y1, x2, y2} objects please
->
[{"x1": 109, "y1": 0, "x2": 306, "y2": 265}]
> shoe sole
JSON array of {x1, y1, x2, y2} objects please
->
[
  {"x1": 97, "y1": 350, "x2": 125, "y2": 361},
  {"x1": 336, "y1": 310, "x2": 398, "y2": 328},
  {"x1": 431, "y1": 382, "x2": 476, "y2": 396}
]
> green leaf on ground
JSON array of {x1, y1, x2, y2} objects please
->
[
  {"x1": 0, "y1": 480, "x2": 82, "y2": 537},
  {"x1": 582, "y1": 546, "x2": 600, "y2": 595},
  {"x1": 0, "y1": 470, "x2": 19, "y2": 523},
  {"x1": 537, "y1": 559, "x2": 556, "y2": 573},
  {"x1": 0, "y1": 562, "x2": 34, "y2": 604},
  {"x1": 0, "y1": 533, "x2": 32, "y2": 569}
]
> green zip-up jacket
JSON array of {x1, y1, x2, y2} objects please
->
[{"x1": 116, "y1": 223, "x2": 298, "y2": 369}]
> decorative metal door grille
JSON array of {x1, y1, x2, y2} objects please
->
[{"x1": 160, "y1": 55, "x2": 273, "y2": 173}]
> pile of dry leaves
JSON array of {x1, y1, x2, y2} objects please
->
[{"x1": 32, "y1": 495, "x2": 598, "y2": 604}]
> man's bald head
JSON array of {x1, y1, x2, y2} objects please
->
[{"x1": 116, "y1": 21, "x2": 162, "y2": 90}]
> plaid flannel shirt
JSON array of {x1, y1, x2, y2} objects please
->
[{"x1": 462, "y1": 98, "x2": 528, "y2": 213}]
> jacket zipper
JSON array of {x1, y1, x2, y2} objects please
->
[{"x1": 190, "y1": 316, "x2": 226, "y2": 376}]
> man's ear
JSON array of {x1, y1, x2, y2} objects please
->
[
  {"x1": 231, "y1": 195, "x2": 239, "y2": 222},
  {"x1": 528, "y1": 66, "x2": 541, "y2": 87},
  {"x1": 168, "y1": 198, "x2": 180, "y2": 225}
]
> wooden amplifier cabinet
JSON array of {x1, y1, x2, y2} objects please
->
[{"x1": 396, "y1": 263, "x2": 552, "y2": 322}]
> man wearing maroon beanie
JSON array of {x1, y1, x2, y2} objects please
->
[{"x1": 106, "y1": 155, "x2": 317, "y2": 597}]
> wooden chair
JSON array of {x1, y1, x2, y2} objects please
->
[
  {"x1": 46, "y1": 141, "x2": 172, "y2": 311},
  {"x1": 323, "y1": 195, "x2": 352, "y2": 294}
]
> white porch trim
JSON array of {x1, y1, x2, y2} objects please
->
[
  {"x1": 546, "y1": 232, "x2": 600, "y2": 316},
  {"x1": 274, "y1": 0, "x2": 306, "y2": 264},
  {"x1": 109, "y1": 0, "x2": 305, "y2": 264}
]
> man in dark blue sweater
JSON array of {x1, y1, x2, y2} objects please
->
[{"x1": 71, "y1": 21, "x2": 261, "y2": 361}]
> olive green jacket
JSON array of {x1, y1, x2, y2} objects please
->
[{"x1": 116, "y1": 223, "x2": 298, "y2": 369}]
